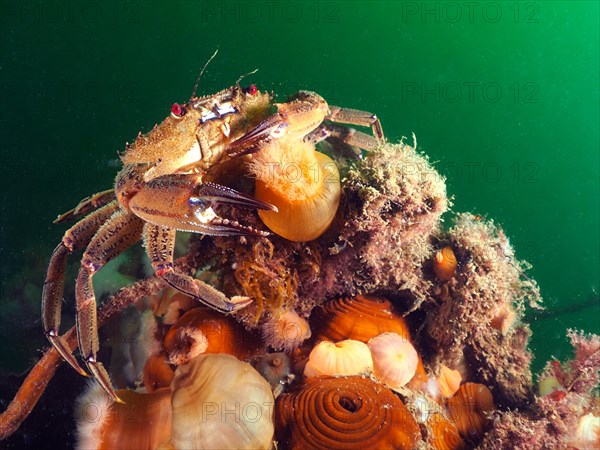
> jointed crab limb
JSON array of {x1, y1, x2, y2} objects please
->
[
  {"x1": 226, "y1": 91, "x2": 384, "y2": 158},
  {"x1": 75, "y1": 210, "x2": 144, "y2": 401},
  {"x1": 144, "y1": 223, "x2": 252, "y2": 313},
  {"x1": 42, "y1": 202, "x2": 120, "y2": 376},
  {"x1": 128, "y1": 173, "x2": 273, "y2": 236},
  {"x1": 327, "y1": 105, "x2": 384, "y2": 142},
  {"x1": 53, "y1": 189, "x2": 116, "y2": 223},
  {"x1": 1, "y1": 255, "x2": 185, "y2": 440},
  {"x1": 227, "y1": 91, "x2": 329, "y2": 157},
  {"x1": 305, "y1": 122, "x2": 380, "y2": 156},
  {"x1": 196, "y1": 182, "x2": 278, "y2": 212}
]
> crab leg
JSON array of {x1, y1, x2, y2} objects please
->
[
  {"x1": 76, "y1": 210, "x2": 144, "y2": 401},
  {"x1": 53, "y1": 188, "x2": 116, "y2": 223},
  {"x1": 327, "y1": 106, "x2": 384, "y2": 142},
  {"x1": 227, "y1": 91, "x2": 329, "y2": 157},
  {"x1": 144, "y1": 223, "x2": 252, "y2": 313},
  {"x1": 305, "y1": 122, "x2": 380, "y2": 156},
  {"x1": 227, "y1": 91, "x2": 384, "y2": 158},
  {"x1": 42, "y1": 201, "x2": 119, "y2": 376}
]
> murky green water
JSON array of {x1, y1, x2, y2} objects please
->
[{"x1": 0, "y1": 0, "x2": 598, "y2": 407}]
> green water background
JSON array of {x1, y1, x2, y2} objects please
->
[{"x1": 0, "y1": 1, "x2": 598, "y2": 377}]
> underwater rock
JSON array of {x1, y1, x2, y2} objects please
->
[
  {"x1": 425, "y1": 213, "x2": 541, "y2": 407},
  {"x1": 5, "y1": 136, "x2": 599, "y2": 450},
  {"x1": 63, "y1": 140, "x2": 595, "y2": 450}
]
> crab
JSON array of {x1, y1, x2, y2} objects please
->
[{"x1": 42, "y1": 76, "x2": 385, "y2": 402}]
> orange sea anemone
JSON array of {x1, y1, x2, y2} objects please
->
[
  {"x1": 251, "y1": 139, "x2": 341, "y2": 242},
  {"x1": 142, "y1": 353, "x2": 174, "y2": 392},
  {"x1": 276, "y1": 376, "x2": 420, "y2": 449},
  {"x1": 75, "y1": 383, "x2": 172, "y2": 450},
  {"x1": 170, "y1": 354, "x2": 275, "y2": 449},
  {"x1": 428, "y1": 413, "x2": 466, "y2": 450},
  {"x1": 447, "y1": 382, "x2": 495, "y2": 441},
  {"x1": 433, "y1": 246, "x2": 458, "y2": 281},
  {"x1": 163, "y1": 307, "x2": 261, "y2": 365},
  {"x1": 312, "y1": 295, "x2": 411, "y2": 343},
  {"x1": 436, "y1": 365, "x2": 463, "y2": 399}
]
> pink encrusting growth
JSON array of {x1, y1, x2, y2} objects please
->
[{"x1": 479, "y1": 331, "x2": 600, "y2": 450}]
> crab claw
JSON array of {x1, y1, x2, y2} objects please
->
[
  {"x1": 190, "y1": 182, "x2": 277, "y2": 236},
  {"x1": 129, "y1": 175, "x2": 276, "y2": 237},
  {"x1": 199, "y1": 213, "x2": 272, "y2": 237},
  {"x1": 224, "y1": 295, "x2": 254, "y2": 312},
  {"x1": 197, "y1": 182, "x2": 278, "y2": 212},
  {"x1": 184, "y1": 183, "x2": 276, "y2": 237}
]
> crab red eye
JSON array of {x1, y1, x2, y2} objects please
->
[
  {"x1": 248, "y1": 84, "x2": 258, "y2": 95},
  {"x1": 171, "y1": 103, "x2": 185, "y2": 118}
]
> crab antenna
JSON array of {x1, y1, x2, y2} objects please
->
[
  {"x1": 190, "y1": 48, "x2": 219, "y2": 100},
  {"x1": 235, "y1": 68, "x2": 259, "y2": 87}
]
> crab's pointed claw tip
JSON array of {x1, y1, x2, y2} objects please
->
[
  {"x1": 48, "y1": 334, "x2": 89, "y2": 376},
  {"x1": 198, "y1": 182, "x2": 276, "y2": 212},
  {"x1": 53, "y1": 213, "x2": 70, "y2": 224},
  {"x1": 87, "y1": 360, "x2": 121, "y2": 404},
  {"x1": 229, "y1": 296, "x2": 253, "y2": 312}
]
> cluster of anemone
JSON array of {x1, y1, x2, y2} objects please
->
[
  {"x1": 3, "y1": 137, "x2": 597, "y2": 449},
  {"x1": 70, "y1": 139, "x2": 597, "y2": 450},
  {"x1": 76, "y1": 293, "x2": 506, "y2": 449}
]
